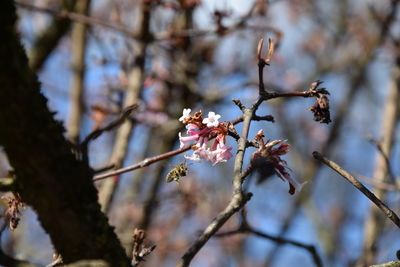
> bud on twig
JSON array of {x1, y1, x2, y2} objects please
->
[
  {"x1": 257, "y1": 38, "x2": 275, "y2": 66},
  {"x1": 131, "y1": 228, "x2": 156, "y2": 266}
]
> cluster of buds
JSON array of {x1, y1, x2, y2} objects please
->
[
  {"x1": 251, "y1": 130, "x2": 306, "y2": 195},
  {"x1": 178, "y1": 109, "x2": 233, "y2": 165}
]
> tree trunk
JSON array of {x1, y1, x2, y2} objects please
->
[{"x1": 0, "y1": 1, "x2": 130, "y2": 265}]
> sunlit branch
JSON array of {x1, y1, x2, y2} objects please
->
[
  {"x1": 176, "y1": 38, "x2": 279, "y2": 267},
  {"x1": 93, "y1": 115, "x2": 250, "y2": 181},
  {"x1": 177, "y1": 106, "x2": 255, "y2": 267}
]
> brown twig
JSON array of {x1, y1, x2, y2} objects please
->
[
  {"x1": 93, "y1": 143, "x2": 191, "y2": 182},
  {"x1": 215, "y1": 224, "x2": 323, "y2": 267},
  {"x1": 93, "y1": 114, "x2": 248, "y2": 181},
  {"x1": 93, "y1": 106, "x2": 274, "y2": 182},
  {"x1": 356, "y1": 174, "x2": 400, "y2": 192},
  {"x1": 312, "y1": 151, "x2": 400, "y2": 228},
  {"x1": 80, "y1": 104, "x2": 137, "y2": 164},
  {"x1": 81, "y1": 105, "x2": 137, "y2": 146}
]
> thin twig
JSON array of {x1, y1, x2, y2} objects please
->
[
  {"x1": 93, "y1": 164, "x2": 116, "y2": 175},
  {"x1": 93, "y1": 144, "x2": 191, "y2": 181},
  {"x1": 368, "y1": 137, "x2": 396, "y2": 183},
  {"x1": 356, "y1": 174, "x2": 400, "y2": 192},
  {"x1": 215, "y1": 225, "x2": 323, "y2": 267},
  {"x1": 93, "y1": 115, "x2": 248, "y2": 181},
  {"x1": 80, "y1": 105, "x2": 137, "y2": 164},
  {"x1": 312, "y1": 151, "x2": 400, "y2": 228},
  {"x1": 81, "y1": 105, "x2": 137, "y2": 147}
]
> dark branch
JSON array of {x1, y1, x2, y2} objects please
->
[
  {"x1": 313, "y1": 151, "x2": 400, "y2": 228},
  {"x1": 216, "y1": 224, "x2": 323, "y2": 267}
]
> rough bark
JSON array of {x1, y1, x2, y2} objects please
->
[{"x1": 0, "y1": 1, "x2": 130, "y2": 265}]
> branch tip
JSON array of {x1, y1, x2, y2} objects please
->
[{"x1": 232, "y1": 99, "x2": 246, "y2": 111}]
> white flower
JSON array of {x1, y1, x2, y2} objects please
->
[
  {"x1": 179, "y1": 108, "x2": 191, "y2": 122},
  {"x1": 202, "y1": 111, "x2": 221, "y2": 128},
  {"x1": 184, "y1": 151, "x2": 201, "y2": 162}
]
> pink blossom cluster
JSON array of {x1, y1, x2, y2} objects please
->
[
  {"x1": 252, "y1": 131, "x2": 306, "y2": 195},
  {"x1": 178, "y1": 109, "x2": 233, "y2": 165}
]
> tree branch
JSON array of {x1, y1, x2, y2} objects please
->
[
  {"x1": 67, "y1": 0, "x2": 91, "y2": 145},
  {"x1": 216, "y1": 224, "x2": 323, "y2": 267},
  {"x1": 93, "y1": 115, "x2": 248, "y2": 181},
  {"x1": 98, "y1": 0, "x2": 152, "y2": 213},
  {"x1": 176, "y1": 105, "x2": 255, "y2": 267},
  {"x1": 312, "y1": 151, "x2": 400, "y2": 228}
]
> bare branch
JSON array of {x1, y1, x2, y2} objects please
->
[
  {"x1": 312, "y1": 151, "x2": 400, "y2": 228},
  {"x1": 216, "y1": 224, "x2": 322, "y2": 267},
  {"x1": 79, "y1": 105, "x2": 137, "y2": 164},
  {"x1": 368, "y1": 137, "x2": 396, "y2": 183},
  {"x1": 175, "y1": 37, "x2": 283, "y2": 265},
  {"x1": 93, "y1": 114, "x2": 248, "y2": 181},
  {"x1": 356, "y1": 174, "x2": 400, "y2": 192},
  {"x1": 176, "y1": 105, "x2": 255, "y2": 267}
]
